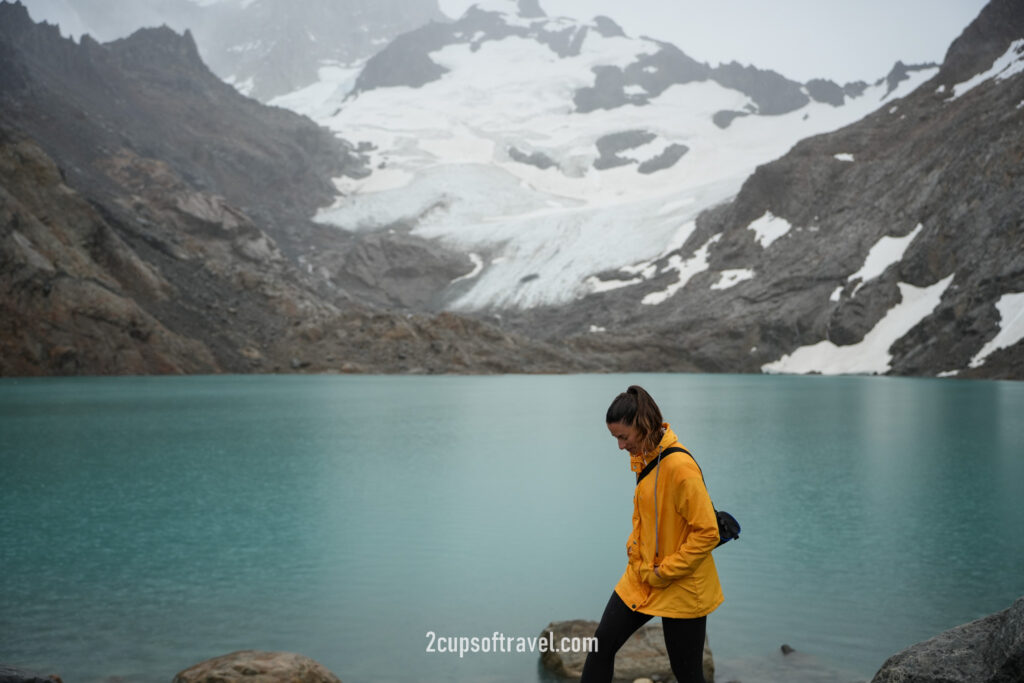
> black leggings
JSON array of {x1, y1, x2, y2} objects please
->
[{"x1": 580, "y1": 592, "x2": 707, "y2": 683}]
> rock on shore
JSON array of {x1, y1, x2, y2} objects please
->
[
  {"x1": 539, "y1": 619, "x2": 714, "y2": 682},
  {"x1": 172, "y1": 650, "x2": 341, "y2": 683},
  {"x1": 871, "y1": 596, "x2": 1024, "y2": 683},
  {"x1": 0, "y1": 666, "x2": 62, "y2": 683}
]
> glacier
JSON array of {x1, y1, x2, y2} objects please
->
[{"x1": 279, "y1": 4, "x2": 938, "y2": 311}]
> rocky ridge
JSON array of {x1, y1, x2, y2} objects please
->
[
  {"x1": 351, "y1": 0, "x2": 913, "y2": 129},
  {"x1": 0, "y1": 1, "x2": 593, "y2": 376},
  {"x1": 17, "y1": 0, "x2": 447, "y2": 102}
]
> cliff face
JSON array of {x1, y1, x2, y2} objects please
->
[
  {"x1": 515, "y1": 0, "x2": 1023, "y2": 380},
  {"x1": 0, "y1": 2, "x2": 589, "y2": 376}
]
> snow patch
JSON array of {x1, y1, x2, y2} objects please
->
[
  {"x1": 451, "y1": 253, "x2": 485, "y2": 283},
  {"x1": 224, "y1": 75, "x2": 255, "y2": 96},
  {"x1": 833, "y1": 153, "x2": 855, "y2": 162},
  {"x1": 762, "y1": 274, "x2": 954, "y2": 375},
  {"x1": 747, "y1": 211, "x2": 792, "y2": 248},
  {"x1": 711, "y1": 268, "x2": 754, "y2": 290},
  {"x1": 950, "y1": 39, "x2": 1024, "y2": 100},
  {"x1": 587, "y1": 275, "x2": 643, "y2": 293},
  {"x1": 968, "y1": 292, "x2": 1024, "y2": 368},
  {"x1": 848, "y1": 224, "x2": 923, "y2": 295},
  {"x1": 642, "y1": 234, "x2": 718, "y2": 305}
]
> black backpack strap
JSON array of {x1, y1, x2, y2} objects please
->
[{"x1": 635, "y1": 446, "x2": 691, "y2": 485}]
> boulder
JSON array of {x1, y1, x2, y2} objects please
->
[
  {"x1": 871, "y1": 596, "x2": 1024, "y2": 683},
  {"x1": 0, "y1": 666, "x2": 62, "y2": 683},
  {"x1": 539, "y1": 619, "x2": 714, "y2": 682},
  {"x1": 172, "y1": 651, "x2": 341, "y2": 683}
]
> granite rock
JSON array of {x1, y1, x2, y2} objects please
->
[
  {"x1": 173, "y1": 650, "x2": 341, "y2": 683},
  {"x1": 871, "y1": 596, "x2": 1024, "y2": 683}
]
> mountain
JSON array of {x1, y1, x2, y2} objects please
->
[
  {"x1": 0, "y1": 1, "x2": 592, "y2": 375},
  {"x1": 17, "y1": 0, "x2": 447, "y2": 101},
  {"x1": 304, "y1": 0, "x2": 936, "y2": 312},
  {"x1": 191, "y1": 0, "x2": 447, "y2": 101},
  {"x1": 291, "y1": 0, "x2": 1022, "y2": 379},
  {"x1": 513, "y1": 0, "x2": 1024, "y2": 380},
  {"x1": 3, "y1": 0, "x2": 1021, "y2": 379}
]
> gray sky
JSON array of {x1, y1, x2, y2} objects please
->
[{"x1": 438, "y1": 0, "x2": 990, "y2": 83}]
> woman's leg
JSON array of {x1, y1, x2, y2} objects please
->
[
  {"x1": 579, "y1": 592, "x2": 653, "y2": 683},
  {"x1": 661, "y1": 614, "x2": 708, "y2": 683}
]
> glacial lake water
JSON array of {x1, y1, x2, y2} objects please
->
[{"x1": 1, "y1": 373, "x2": 1022, "y2": 682}]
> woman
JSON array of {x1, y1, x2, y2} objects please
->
[{"x1": 580, "y1": 385, "x2": 723, "y2": 683}]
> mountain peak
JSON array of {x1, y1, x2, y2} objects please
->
[
  {"x1": 106, "y1": 25, "x2": 207, "y2": 75},
  {"x1": 938, "y1": 0, "x2": 1024, "y2": 87}
]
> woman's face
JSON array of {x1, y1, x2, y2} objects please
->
[{"x1": 607, "y1": 421, "x2": 641, "y2": 454}]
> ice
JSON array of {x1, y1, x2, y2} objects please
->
[
  {"x1": 268, "y1": 62, "x2": 364, "y2": 120},
  {"x1": 950, "y1": 39, "x2": 1024, "y2": 100},
  {"x1": 969, "y1": 292, "x2": 1024, "y2": 368},
  {"x1": 762, "y1": 274, "x2": 954, "y2": 375},
  {"x1": 747, "y1": 211, "x2": 792, "y2": 248}
]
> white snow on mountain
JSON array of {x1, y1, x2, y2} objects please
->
[
  {"x1": 641, "y1": 234, "x2": 718, "y2": 306},
  {"x1": 747, "y1": 211, "x2": 793, "y2": 248},
  {"x1": 847, "y1": 223, "x2": 923, "y2": 296},
  {"x1": 287, "y1": 6, "x2": 938, "y2": 311},
  {"x1": 950, "y1": 38, "x2": 1024, "y2": 100},
  {"x1": 969, "y1": 292, "x2": 1024, "y2": 368},
  {"x1": 711, "y1": 268, "x2": 755, "y2": 290},
  {"x1": 763, "y1": 274, "x2": 955, "y2": 375}
]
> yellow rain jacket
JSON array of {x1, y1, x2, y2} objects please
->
[{"x1": 614, "y1": 424, "x2": 724, "y2": 619}]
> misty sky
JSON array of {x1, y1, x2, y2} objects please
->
[
  {"x1": 440, "y1": 0, "x2": 990, "y2": 83},
  {"x1": 17, "y1": 0, "x2": 991, "y2": 84}
]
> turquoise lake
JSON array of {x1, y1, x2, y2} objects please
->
[{"x1": 1, "y1": 374, "x2": 1022, "y2": 682}]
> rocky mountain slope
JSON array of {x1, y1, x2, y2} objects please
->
[
  {"x1": 0, "y1": 1, "x2": 592, "y2": 376},
  {"x1": 2, "y1": 0, "x2": 1020, "y2": 379},
  {"x1": 289, "y1": 0, "x2": 1022, "y2": 378},
  {"x1": 515, "y1": 0, "x2": 1024, "y2": 380}
]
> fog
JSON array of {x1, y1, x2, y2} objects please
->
[{"x1": 17, "y1": 0, "x2": 988, "y2": 83}]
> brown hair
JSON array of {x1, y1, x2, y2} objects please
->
[{"x1": 606, "y1": 385, "x2": 664, "y2": 454}]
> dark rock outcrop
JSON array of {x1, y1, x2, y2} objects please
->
[
  {"x1": 871, "y1": 596, "x2": 1024, "y2": 683},
  {"x1": 508, "y1": 146, "x2": 557, "y2": 170},
  {"x1": 539, "y1": 619, "x2": 714, "y2": 682},
  {"x1": 593, "y1": 130, "x2": 657, "y2": 170},
  {"x1": 710, "y1": 61, "x2": 809, "y2": 114},
  {"x1": 173, "y1": 650, "x2": 341, "y2": 683},
  {"x1": 638, "y1": 143, "x2": 689, "y2": 174}
]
